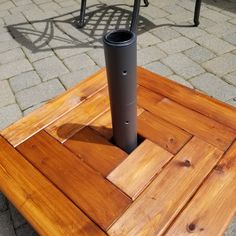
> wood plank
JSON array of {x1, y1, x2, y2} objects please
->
[
  {"x1": 64, "y1": 127, "x2": 127, "y2": 176},
  {"x1": 137, "y1": 67, "x2": 236, "y2": 130},
  {"x1": 0, "y1": 136, "x2": 105, "y2": 236},
  {"x1": 108, "y1": 137, "x2": 223, "y2": 236},
  {"x1": 138, "y1": 111, "x2": 192, "y2": 154},
  {"x1": 137, "y1": 86, "x2": 236, "y2": 151},
  {"x1": 90, "y1": 107, "x2": 144, "y2": 140},
  {"x1": 1, "y1": 68, "x2": 107, "y2": 147},
  {"x1": 17, "y1": 131, "x2": 131, "y2": 230},
  {"x1": 107, "y1": 140, "x2": 173, "y2": 200},
  {"x1": 166, "y1": 141, "x2": 236, "y2": 236},
  {"x1": 46, "y1": 87, "x2": 110, "y2": 143}
]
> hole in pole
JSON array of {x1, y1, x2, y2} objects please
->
[
  {"x1": 125, "y1": 121, "x2": 129, "y2": 124},
  {"x1": 123, "y1": 70, "x2": 127, "y2": 76}
]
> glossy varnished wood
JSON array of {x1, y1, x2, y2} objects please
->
[
  {"x1": 0, "y1": 68, "x2": 107, "y2": 147},
  {"x1": 64, "y1": 127, "x2": 127, "y2": 176},
  {"x1": 108, "y1": 137, "x2": 223, "y2": 236},
  {"x1": 0, "y1": 136, "x2": 105, "y2": 236},
  {"x1": 107, "y1": 139, "x2": 173, "y2": 200},
  {"x1": 1, "y1": 67, "x2": 236, "y2": 236},
  {"x1": 17, "y1": 131, "x2": 131, "y2": 230}
]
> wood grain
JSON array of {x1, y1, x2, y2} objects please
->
[
  {"x1": 1, "y1": 68, "x2": 107, "y2": 147},
  {"x1": 0, "y1": 136, "x2": 105, "y2": 236},
  {"x1": 108, "y1": 137, "x2": 223, "y2": 236},
  {"x1": 137, "y1": 67, "x2": 236, "y2": 130},
  {"x1": 90, "y1": 107, "x2": 145, "y2": 140},
  {"x1": 138, "y1": 111, "x2": 192, "y2": 154},
  {"x1": 17, "y1": 131, "x2": 131, "y2": 230},
  {"x1": 166, "y1": 141, "x2": 236, "y2": 236},
  {"x1": 137, "y1": 86, "x2": 236, "y2": 151},
  {"x1": 46, "y1": 87, "x2": 110, "y2": 143},
  {"x1": 107, "y1": 139, "x2": 173, "y2": 200},
  {"x1": 64, "y1": 127, "x2": 127, "y2": 176}
]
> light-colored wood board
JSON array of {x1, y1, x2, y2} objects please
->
[
  {"x1": 137, "y1": 67, "x2": 236, "y2": 130},
  {"x1": 108, "y1": 137, "x2": 223, "y2": 236},
  {"x1": 90, "y1": 107, "x2": 144, "y2": 140},
  {"x1": 17, "y1": 131, "x2": 131, "y2": 230},
  {"x1": 0, "y1": 136, "x2": 105, "y2": 236},
  {"x1": 64, "y1": 127, "x2": 127, "y2": 176},
  {"x1": 45, "y1": 87, "x2": 110, "y2": 143},
  {"x1": 138, "y1": 111, "x2": 192, "y2": 154},
  {"x1": 1, "y1": 68, "x2": 107, "y2": 147},
  {"x1": 137, "y1": 86, "x2": 236, "y2": 151},
  {"x1": 107, "y1": 139, "x2": 173, "y2": 200},
  {"x1": 166, "y1": 141, "x2": 236, "y2": 236}
]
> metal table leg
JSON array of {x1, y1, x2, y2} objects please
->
[
  {"x1": 76, "y1": 0, "x2": 87, "y2": 28},
  {"x1": 143, "y1": 0, "x2": 149, "y2": 7},
  {"x1": 194, "y1": 0, "x2": 202, "y2": 26},
  {"x1": 130, "y1": 0, "x2": 141, "y2": 33}
]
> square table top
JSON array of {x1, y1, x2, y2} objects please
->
[{"x1": 0, "y1": 67, "x2": 236, "y2": 236}]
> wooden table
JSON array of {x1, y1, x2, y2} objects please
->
[{"x1": 0, "y1": 67, "x2": 236, "y2": 235}]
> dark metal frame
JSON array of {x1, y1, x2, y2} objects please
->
[{"x1": 76, "y1": 0, "x2": 202, "y2": 32}]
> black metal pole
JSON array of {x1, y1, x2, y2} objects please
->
[
  {"x1": 194, "y1": 0, "x2": 202, "y2": 26},
  {"x1": 103, "y1": 29, "x2": 137, "y2": 153}
]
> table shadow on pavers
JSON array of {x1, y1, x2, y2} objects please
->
[{"x1": 6, "y1": 4, "x2": 156, "y2": 53}]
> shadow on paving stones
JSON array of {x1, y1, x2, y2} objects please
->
[
  {"x1": 202, "y1": 0, "x2": 236, "y2": 15},
  {"x1": 6, "y1": 3, "x2": 196, "y2": 53}
]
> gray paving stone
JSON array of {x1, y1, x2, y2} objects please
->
[
  {"x1": 151, "y1": 27, "x2": 181, "y2": 41},
  {"x1": 12, "y1": 0, "x2": 33, "y2": 6},
  {"x1": 0, "y1": 211, "x2": 16, "y2": 236},
  {"x1": 173, "y1": 26, "x2": 206, "y2": 39},
  {"x1": 184, "y1": 45, "x2": 216, "y2": 63},
  {"x1": 23, "y1": 8, "x2": 58, "y2": 21},
  {"x1": 168, "y1": 74, "x2": 194, "y2": 88},
  {"x1": 59, "y1": 65, "x2": 100, "y2": 89},
  {"x1": 4, "y1": 13, "x2": 27, "y2": 25},
  {"x1": 224, "y1": 71, "x2": 236, "y2": 87},
  {"x1": 9, "y1": 3, "x2": 39, "y2": 14},
  {"x1": 190, "y1": 73, "x2": 236, "y2": 101},
  {"x1": 23, "y1": 102, "x2": 45, "y2": 115},
  {"x1": 0, "y1": 10, "x2": 10, "y2": 18},
  {"x1": 229, "y1": 18, "x2": 236, "y2": 25},
  {"x1": 0, "y1": 48, "x2": 25, "y2": 64},
  {"x1": 195, "y1": 34, "x2": 235, "y2": 55},
  {"x1": 144, "y1": 61, "x2": 173, "y2": 76},
  {"x1": 137, "y1": 32, "x2": 161, "y2": 48},
  {"x1": 167, "y1": 11, "x2": 194, "y2": 23},
  {"x1": 16, "y1": 79, "x2": 65, "y2": 110},
  {"x1": 142, "y1": 5, "x2": 169, "y2": 19},
  {"x1": 15, "y1": 224, "x2": 38, "y2": 236},
  {"x1": 0, "y1": 1, "x2": 15, "y2": 10},
  {"x1": 0, "y1": 104, "x2": 22, "y2": 130},
  {"x1": 9, "y1": 71, "x2": 41, "y2": 93},
  {"x1": 9, "y1": 203, "x2": 26, "y2": 229},
  {"x1": 157, "y1": 36, "x2": 196, "y2": 54},
  {"x1": 0, "y1": 32, "x2": 13, "y2": 42},
  {"x1": 0, "y1": 59, "x2": 33, "y2": 80},
  {"x1": 162, "y1": 4, "x2": 186, "y2": 14},
  {"x1": 138, "y1": 46, "x2": 167, "y2": 66},
  {"x1": 203, "y1": 53, "x2": 236, "y2": 76},
  {"x1": 225, "y1": 217, "x2": 236, "y2": 235},
  {"x1": 161, "y1": 53, "x2": 205, "y2": 79},
  {"x1": 0, "y1": 193, "x2": 8, "y2": 212},
  {"x1": 205, "y1": 22, "x2": 236, "y2": 36},
  {"x1": 201, "y1": 9, "x2": 231, "y2": 23},
  {"x1": 39, "y1": 2, "x2": 61, "y2": 11},
  {"x1": 0, "y1": 80, "x2": 15, "y2": 108},
  {"x1": 226, "y1": 98, "x2": 236, "y2": 107},
  {"x1": 0, "y1": 40, "x2": 19, "y2": 54},
  {"x1": 223, "y1": 33, "x2": 236, "y2": 46},
  {"x1": 87, "y1": 48, "x2": 105, "y2": 67},
  {"x1": 63, "y1": 53, "x2": 95, "y2": 72},
  {"x1": 33, "y1": 56, "x2": 69, "y2": 81}
]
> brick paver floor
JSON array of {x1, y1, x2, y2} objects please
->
[{"x1": 0, "y1": 0, "x2": 236, "y2": 235}]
